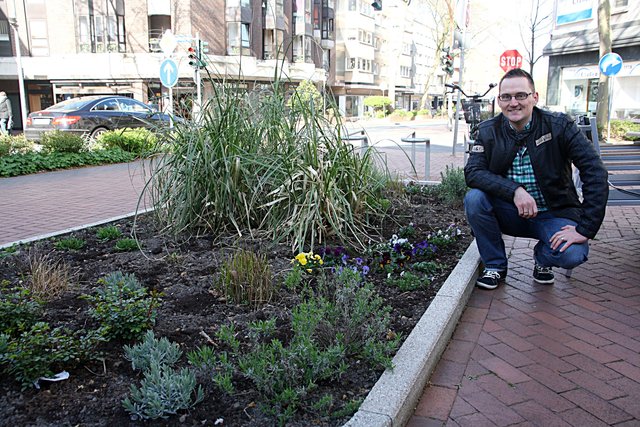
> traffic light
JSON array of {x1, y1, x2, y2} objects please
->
[
  {"x1": 440, "y1": 47, "x2": 454, "y2": 76},
  {"x1": 198, "y1": 40, "x2": 209, "y2": 68},
  {"x1": 188, "y1": 45, "x2": 200, "y2": 69},
  {"x1": 371, "y1": 0, "x2": 382, "y2": 10}
]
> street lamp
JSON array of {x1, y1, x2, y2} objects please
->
[{"x1": 9, "y1": 0, "x2": 28, "y2": 129}]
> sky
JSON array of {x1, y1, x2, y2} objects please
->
[{"x1": 459, "y1": 0, "x2": 554, "y2": 100}]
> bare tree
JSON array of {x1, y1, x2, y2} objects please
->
[
  {"x1": 519, "y1": 0, "x2": 552, "y2": 78},
  {"x1": 418, "y1": 0, "x2": 453, "y2": 109},
  {"x1": 596, "y1": 0, "x2": 611, "y2": 140}
]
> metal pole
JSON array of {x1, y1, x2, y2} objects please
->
[
  {"x1": 10, "y1": 0, "x2": 28, "y2": 128},
  {"x1": 607, "y1": 77, "x2": 612, "y2": 141},
  {"x1": 194, "y1": 32, "x2": 202, "y2": 122},
  {"x1": 452, "y1": 0, "x2": 468, "y2": 156}
]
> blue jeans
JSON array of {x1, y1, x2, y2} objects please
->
[{"x1": 464, "y1": 189, "x2": 589, "y2": 271}]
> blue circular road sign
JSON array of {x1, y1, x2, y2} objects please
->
[
  {"x1": 159, "y1": 58, "x2": 179, "y2": 88},
  {"x1": 599, "y1": 53, "x2": 623, "y2": 76}
]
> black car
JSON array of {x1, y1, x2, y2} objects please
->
[{"x1": 24, "y1": 95, "x2": 176, "y2": 141}]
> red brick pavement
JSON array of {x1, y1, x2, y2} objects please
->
[
  {"x1": 0, "y1": 161, "x2": 149, "y2": 246},
  {"x1": 408, "y1": 206, "x2": 640, "y2": 426}
]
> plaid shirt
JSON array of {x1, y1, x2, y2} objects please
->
[{"x1": 505, "y1": 122, "x2": 548, "y2": 211}]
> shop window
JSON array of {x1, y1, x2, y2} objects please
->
[{"x1": 76, "y1": 0, "x2": 125, "y2": 53}]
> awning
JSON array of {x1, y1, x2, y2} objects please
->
[{"x1": 543, "y1": 20, "x2": 640, "y2": 56}]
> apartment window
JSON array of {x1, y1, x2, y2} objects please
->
[
  {"x1": 263, "y1": 29, "x2": 284, "y2": 59},
  {"x1": 30, "y1": 20, "x2": 49, "y2": 56},
  {"x1": 358, "y1": 30, "x2": 372, "y2": 45},
  {"x1": 348, "y1": 0, "x2": 356, "y2": 11},
  {"x1": 228, "y1": 22, "x2": 250, "y2": 55},
  {"x1": 346, "y1": 57, "x2": 371, "y2": 72},
  {"x1": 0, "y1": 19, "x2": 11, "y2": 57},
  {"x1": 400, "y1": 65, "x2": 411, "y2": 78},
  {"x1": 76, "y1": 0, "x2": 125, "y2": 53}
]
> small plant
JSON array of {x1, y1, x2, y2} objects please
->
[
  {"x1": 0, "y1": 322, "x2": 104, "y2": 389},
  {"x1": 292, "y1": 251, "x2": 324, "y2": 274},
  {"x1": 82, "y1": 271, "x2": 162, "y2": 340},
  {"x1": 217, "y1": 250, "x2": 272, "y2": 307},
  {"x1": 54, "y1": 237, "x2": 86, "y2": 251},
  {"x1": 123, "y1": 330, "x2": 182, "y2": 371},
  {"x1": 96, "y1": 225, "x2": 123, "y2": 241},
  {"x1": 40, "y1": 130, "x2": 86, "y2": 154},
  {"x1": 0, "y1": 281, "x2": 43, "y2": 336},
  {"x1": 412, "y1": 261, "x2": 443, "y2": 276},
  {"x1": 436, "y1": 166, "x2": 468, "y2": 206},
  {"x1": 122, "y1": 362, "x2": 204, "y2": 420},
  {"x1": 115, "y1": 238, "x2": 138, "y2": 251},
  {"x1": 428, "y1": 224, "x2": 463, "y2": 248},
  {"x1": 26, "y1": 249, "x2": 72, "y2": 300},
  {"x1": 398, "y1": 223, "x2": 416, "y2": 238},
  {"x1": 386, "y1": 271, "x2": 429, "y2": 291}
]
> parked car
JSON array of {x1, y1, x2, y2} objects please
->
[{"x1": 24, "y1": 95, "x2": 177, "y2": 141}]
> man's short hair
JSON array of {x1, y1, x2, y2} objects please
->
[{"x1": 499, "y1": 68, "x2": 535, "y2": 92}]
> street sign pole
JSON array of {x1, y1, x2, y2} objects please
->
[
  {"x1": 598, "y1": 52, "x2": 623, "y2": 143},
  {"x1": 193, "y1": 32, "x2": 202, "y2": 122}
]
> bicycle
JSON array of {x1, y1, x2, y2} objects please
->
[{"x1": 445, "y1": 83, "x2": 496, "y2": 156}]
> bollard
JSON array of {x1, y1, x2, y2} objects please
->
[
  {"x1": 401, "y1": 132, "x2": 431, "y2": 180},
  {"x1": 341, "y1": 130, "x2": 369, "y2": 157}
]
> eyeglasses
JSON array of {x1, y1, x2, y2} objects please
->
[{"x1": 498, "y1": 92, "x2": 532, "y2": 102}]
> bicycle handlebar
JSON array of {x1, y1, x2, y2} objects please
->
[{"x1": 445, "y1": 83, "x2": 496, "y2": 99}]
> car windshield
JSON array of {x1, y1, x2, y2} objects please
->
[{"x1": 46, "y1": 98, "x2": 94, "y2": 112}]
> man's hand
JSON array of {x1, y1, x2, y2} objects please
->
[
  {"x1": 513, "y1": 187, "x2": 538, "y2": 218},
  {"x1": 551, "y1": 225, "x2": 587, "y2": 252}
]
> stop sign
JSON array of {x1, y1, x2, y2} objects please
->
[{"x1": 500, "y1": 49, "x2": 523, "y2": 72}]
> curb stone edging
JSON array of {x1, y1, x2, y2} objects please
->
[{"x1": 344, "y1": 241, "x2": 481, "y2": 427}]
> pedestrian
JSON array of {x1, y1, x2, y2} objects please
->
[
  {"x1": 0, "y1": 91, "x2": 13, "y2": 135},
  {"x1": 463, "y1": 68, "x2": 609, "y2": 290}
]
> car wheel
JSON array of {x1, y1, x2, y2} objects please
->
[{"x1": 90, "y1": 127, "x2": 109, "y2": 139}]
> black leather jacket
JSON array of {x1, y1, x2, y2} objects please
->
[{"x1": 464, "y1": 106, "x2": 608, "y2": 239}]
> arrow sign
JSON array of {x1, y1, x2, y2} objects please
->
[
  {"x1": 599, "y1": 52, "x2": 623, "y2": 76},
  {"x1": 159, "y1": 58, "x2": 179, "y2": 88}
]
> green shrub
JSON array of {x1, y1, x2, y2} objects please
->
[
  {"x1": 98, "y1": 128, "x2": 158, "y2": 155},
  {"x1": 0, "y1": 281, "x2": 43, "y2": 337},
  {"x1": 216, "y1": 249, "x2": 272, "y2": 307},
  {"x1": 0, "y1": 134, "x2": 33, "y2": 157},
  {"x1": 54, "y1": 237, "x2": 86, "y2": 251},
  {"x1": 364, "y1": 96, "x2": 392, "y2": 110},
  {"x1": 389, "y1": 109, "x2": 415, "y2": 121},
  {"x1": 96, "y1": 225, "x2": 123, "y2": 241},
  {"x1": 82, "y1": 271, "x2": 162, "y2": 340},
  {"x1": 123, "y1": 330, "x2": 182, "y2": 371},
  {"x1": 0, "y1": 149, "x2": 136, "y2": 177},
  {"x1": 115, "y1": 238, "x2": 138, "y2": 251},
  {"x1": 0, "y1": 322, "x2": 104, "y2": 389},
  {"x1": 287, "y1": 80, "x2": 323, "y2": 114},
  {"x1": 610, "y1": 119, "x2": 640, "y2": 141},
  {"x1": 122, "y1": 362, "x2": 204, "y2": 420},
  {"x1": 40, "y1": 130, "x2": 86, "y2": 154}
]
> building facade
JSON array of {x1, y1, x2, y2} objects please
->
[
  {"x1": 0, "y1": 0, "x2": 443, "y2": 128},
  {"x1": 543, "y1": 0, "x2": 640, "y2": 119}
]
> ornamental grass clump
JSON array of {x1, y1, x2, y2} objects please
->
[
  {"x1": 26, "y1": 249, "x2": 72, "y2": 300},
  {"x1": 144, "y1": 76, "x2": 390, "y2": 252},
  {"x1": 216, "y1": 249, "x2": 272, "y2": 307}
]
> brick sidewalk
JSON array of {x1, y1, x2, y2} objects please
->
[
  {"x1": 409, "y1": 205, "x2": 640, "y2": 426},
  {"x1": 0, "y1": 161, "x2": 149, "y2": 246}
]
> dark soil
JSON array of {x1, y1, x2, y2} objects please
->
[{"x1": 0, "y1": 191, "x2": 471, "y2": 427}]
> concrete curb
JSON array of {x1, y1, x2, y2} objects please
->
[{"x1": 344, "y1": 241, "x2": 481, "y2": 427}]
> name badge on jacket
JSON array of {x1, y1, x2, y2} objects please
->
[{"x1": 535, "y1": 133, "x2": 552, "y2": 146}]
